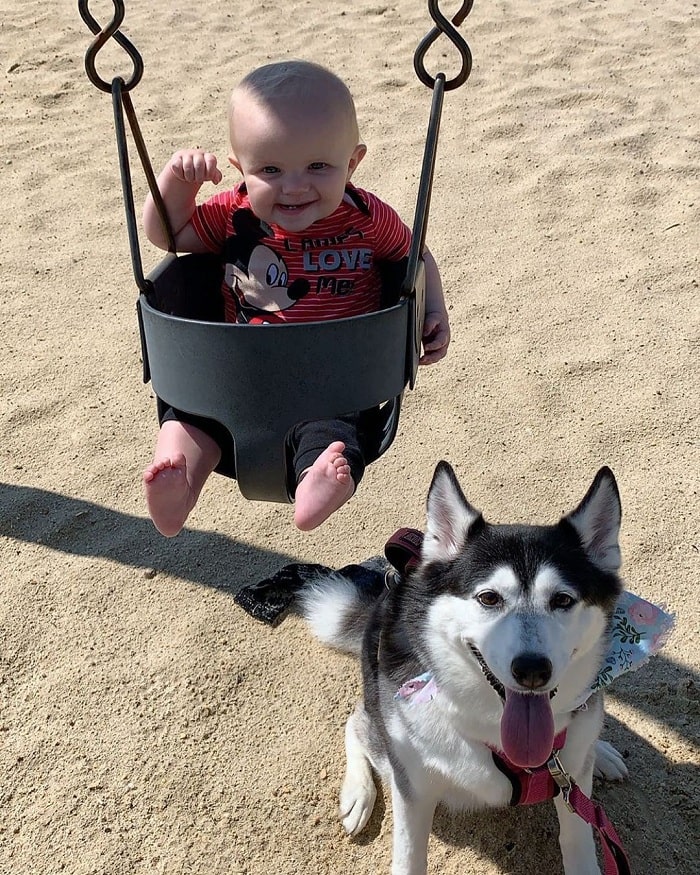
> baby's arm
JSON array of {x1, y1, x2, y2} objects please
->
[
  {"x1": 143, "y1": 149, "x2": 223, "y2": 252},
  {"x1": 420, "y1": 247, "x2": 451, "y2": 365}
]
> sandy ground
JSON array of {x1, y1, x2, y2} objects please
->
[{"x1": 1, "y1": 1, "x2": 698, "y2": 873}]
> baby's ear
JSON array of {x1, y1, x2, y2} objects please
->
[
  {"x1": 228, "y1": 154, "x2": 242, "y2": 173},
  {"x1": 347, "y1": 143, "x2": 367, "y2": 178}
]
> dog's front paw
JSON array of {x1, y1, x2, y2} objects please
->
[
  {"x1": 339, "y1": 771, "x2": 377, "y2": 836},
  {"x1": 593, "y1": 740, "x2": 628, "y2": 781}
]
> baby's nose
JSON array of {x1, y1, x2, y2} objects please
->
[{"x1": 282, "y1": 171, "x2": 310, "y2": 193}]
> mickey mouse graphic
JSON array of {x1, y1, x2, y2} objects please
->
[{"x1": 223, "y1": 208, "x2": 310, "y2": 323}]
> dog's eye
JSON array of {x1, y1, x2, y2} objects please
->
[
  {"x1": 477, "y1": 591, "x2": 502, "y2": 608},
  {"x1": 551, "y1": 592, "x2": 576, "y2": 610}
]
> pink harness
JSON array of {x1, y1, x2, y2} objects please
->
[{"x1": 490, "y1": 731, "x2": 631, "y2": 875}]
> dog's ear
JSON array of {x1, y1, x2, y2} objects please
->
[
  {"x1": 564, "y1": 466, "x2": 622, "y2": 573},
  {"x1": 423, "y1": 461, "x2": 482, "y2": 562}
]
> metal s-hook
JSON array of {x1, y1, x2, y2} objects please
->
[
  {"x1": 79, "y1": 0, "x2": 143, "y2": 93},
  {"x1": 414, "y1": 0, "x2": 473, "y2": 91}
]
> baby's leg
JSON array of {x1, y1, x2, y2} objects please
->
[
  {"x1": 294, "y1": 441, "x2": 355, "y2": 531},
  {"x1": 143, "y1": 420, "x2": 221, "y2": 537}
]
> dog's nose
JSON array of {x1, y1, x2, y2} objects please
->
[{"x1": 511, "y1": 654, "x2": 553, "y2": 689}]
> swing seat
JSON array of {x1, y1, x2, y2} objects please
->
[{"x1": 138, "y1": 251, "x2": 425, "y2": 503}]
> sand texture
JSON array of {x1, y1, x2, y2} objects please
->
[{"x1": 1, "y1": 1, "x2": 698, "y2": 873}]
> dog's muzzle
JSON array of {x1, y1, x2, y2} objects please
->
[{"x1": 468, "y1": 644, "x2": 557, "y2": 700}]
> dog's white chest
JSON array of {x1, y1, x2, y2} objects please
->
[{"x1": 389, "y1": 705, "x2": 515, "y2": 809}]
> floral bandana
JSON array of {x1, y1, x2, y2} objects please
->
[
  {"x1": 395, "y1": 591, "x2": 675, "y2": 706},
  {"x1": 591, "y1": 590, "x2": 675, "y2": 689}
]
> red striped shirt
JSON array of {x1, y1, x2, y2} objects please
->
[{"x1": 191, "y1": 184, "x2": 411, "y2": 324}]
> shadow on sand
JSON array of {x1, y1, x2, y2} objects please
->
[
  {"x1": 2, "y1": 481, "x2": 698, "y2": 873},
  {"x1": 0, "y1": 481, "x2": 295, "y2": 597}
]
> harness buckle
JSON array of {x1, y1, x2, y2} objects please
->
[{"x1": 547, "y1": 750, "x2": 575, "y2": 812}]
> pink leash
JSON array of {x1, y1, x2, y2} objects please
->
[
  {"x1": 502, "y1": 744, "x2": 632, "y2": 875},
  {"x1": 564, "y1": 783, "x2": 631, "y2": 875}
]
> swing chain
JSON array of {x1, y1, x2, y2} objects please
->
[
  {"x1": 79, "y1": 0, "x2": 177, "y2": 294},
  {"x1": 414, "y1": 0, "x2": 473, "y2": 91},
  {"x1": 79, "y1": 0, "x2": 143, "y2": 94}
]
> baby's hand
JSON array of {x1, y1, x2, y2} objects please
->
[
  {"x1": 169, "y1": 149, "x2": 223, "y2": 185},
  {"x1": 420, "y1": 310, "x2": 451, "y2": 365}
]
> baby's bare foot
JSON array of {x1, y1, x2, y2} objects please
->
[
  {"x1": 294, "y1": 441, "x2": 355, "y2": 531},
  {"x1": 143, "y1": 454, "x2": 195, "y2": 537}
]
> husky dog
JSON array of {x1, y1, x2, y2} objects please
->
[{"x1": 301, "y1": 462, "x2": 629, "y2": 875}]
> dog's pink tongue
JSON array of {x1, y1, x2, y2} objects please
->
[{"x1": 500, "y1": 690, "x2": 555, "y2": 768}]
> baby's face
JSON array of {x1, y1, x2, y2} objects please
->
[{"x1": 229, "y1": 96, "x2": 365, "y2": 232}]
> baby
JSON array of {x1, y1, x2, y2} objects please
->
[{"x1": 142, "y1": 60, "x2": 450, "y2": 535}]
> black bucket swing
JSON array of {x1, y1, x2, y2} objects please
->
[{"x1": 79, "y1": 0, "x2": 473, "y2": 504}]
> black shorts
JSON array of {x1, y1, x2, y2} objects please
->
[{"x1": 158, "y1": 402, "x2": 379, "y2": 494}]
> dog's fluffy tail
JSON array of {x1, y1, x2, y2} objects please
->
[{"x1": 299, "y1": 566, "x2": 382, "y2": 656}]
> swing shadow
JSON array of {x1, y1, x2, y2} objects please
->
[{"x1": 0, "y1": 481, "x2": 295, "y2": 596}]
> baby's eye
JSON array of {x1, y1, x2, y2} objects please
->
[
  {"x1": 261, "y1": 165, "x2": 281, "y2": 175},
  {"x1": 308, "y1": 162, "x2": 328, "y2": 171}
]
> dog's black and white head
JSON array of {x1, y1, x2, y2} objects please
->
[{"x1": 414, "y1": 462, "x2": 623, "y2": 767}]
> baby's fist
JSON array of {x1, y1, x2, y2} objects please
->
[{"x1": 170, "y1": 149, "x2": 222, "y2": 185}]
